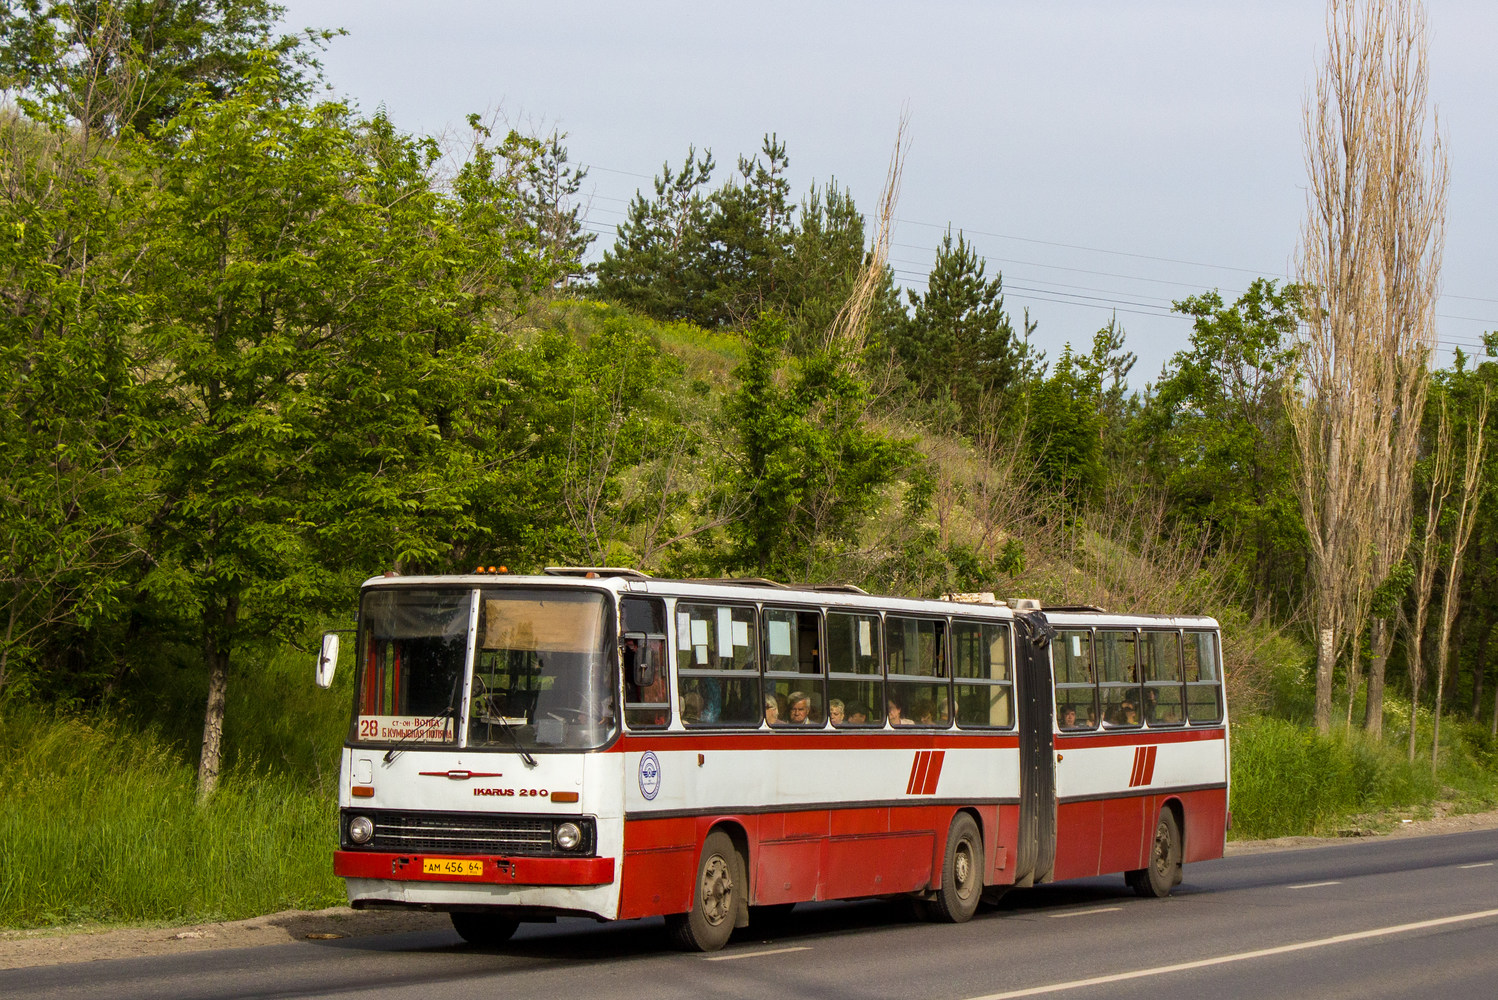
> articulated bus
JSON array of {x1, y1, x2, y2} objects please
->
[{"x1": 316, "y1": 567, "x2": 1228, "y2": 951}]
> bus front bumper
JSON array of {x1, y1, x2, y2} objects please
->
[{"x1": 333, "y1": 851, "x2": 615, "y2": 886}]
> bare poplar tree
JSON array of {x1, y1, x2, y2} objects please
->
[
  {"x1": 1407, "y1": 400, "x2": 1455, "y2": 760},
  {"x1": 1292, "y1": 0, "x2": 1446, "y2": 733},
  {"x1": 1430, "y1": 390, "x2": 1488, "y2": 769}
]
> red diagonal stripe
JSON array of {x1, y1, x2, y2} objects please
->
[
  {"x1": 907, "y1": 751, "x2": 928, "y2": 795},
  {"x1": 1128, "y1": 746, "x2": 1145, "y2": 787},
  {"x1": 1142, "y1": 745, "x2": 1158, "y2": 785},
  {"x1": 921, "y1": 750, "x2": 946, "y2": 794}
]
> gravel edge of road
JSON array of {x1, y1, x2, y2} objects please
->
[{"x1": 5, "y1": 804, "x2": 1498, "y2": 971}]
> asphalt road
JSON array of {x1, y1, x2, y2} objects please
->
[{"x1": 6, "y1": 829, "x2": 1497, "y2": 1000}]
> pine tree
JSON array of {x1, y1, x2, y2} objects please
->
[{"x1": 895, "y1": 230, "x2": 1024, "y2": 428}]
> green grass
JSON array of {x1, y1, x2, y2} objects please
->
[
  {"x1": 0, "y1": 710, "x2": 344, "y2": 928},
  {"x1": 1229, "y1": 709, "x2": 1498, "y2": 839}
]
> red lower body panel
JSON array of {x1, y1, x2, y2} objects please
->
[
  {"x1": 617, "y1": 804, "x2": 1006, "y2": 920},
  {"x1": 1051, "y1": 787, "x2": 1228, "y2": 881}
]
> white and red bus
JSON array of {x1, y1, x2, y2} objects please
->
[{"x1": 317, "y1": 568, "x2": 1228, "y2": 951}]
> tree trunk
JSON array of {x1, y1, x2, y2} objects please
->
[
  {"x1": 1365, "y1": 616, "x2": 1390, "y2": 740},
  {"x1": 1316, "y1": 619, "x2": 1335, "y2": 735},
  {"x1": 196, "y1": 594, "x2": 239, "y2": 803}
]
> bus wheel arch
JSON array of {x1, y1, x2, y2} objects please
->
[{"x1": 925, "y1": 810, "x2": 984, "y2": 923}]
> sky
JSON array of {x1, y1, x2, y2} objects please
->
[{"x1": 279, "y1": 1, "x2": 1498, "y2": 386}]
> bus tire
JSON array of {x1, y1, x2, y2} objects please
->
[
  {"x1": 926, "y1": 813, "x2": 983, "y2": 923},
  {"x1": 666, "y1": 830, "x2": 743, "y2": 952},
  {"x1": 1127, "y1": 808, "x2": 1181, "y2": 898},
  {"x1": 449, "y1": 911, "x2": 519, "y2": 947}
]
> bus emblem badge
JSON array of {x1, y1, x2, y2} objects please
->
[{"x1": 638, "y1": 751, "x2": 662, "y2": 801}]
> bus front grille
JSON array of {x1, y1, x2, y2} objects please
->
[{"x1": 342, "y1": 809, "x2": 592, "y2": 857}]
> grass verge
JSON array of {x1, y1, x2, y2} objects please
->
[{"x1": 0, "y1": 710, "x2": 343, "y2": 929}]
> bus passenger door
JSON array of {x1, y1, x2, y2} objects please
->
[{"x1": 1012, "y1": 612, "x2": 1057, "y2": 886}]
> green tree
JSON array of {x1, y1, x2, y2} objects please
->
[
  {"x1": 722, "y1": 313, "x2": 912, "y2": 578},
  {"x1": 0, "y1": 1, "x2": 333, "y2": 139},
  {"x1": 519, "y1": 131, "x2": 595, "y2": 288},
  {"x1": 127, "y1": 57, "x2": 556, "y2": 797},
  {"x1": 1140, "y1": 279, "x2": 1304, "y2": 614},
  {"x1": 593, "y1": 145, "x2": 716, "y2": 321},
  {"x1": 894, "y1": 229, "x2": 1028, "y2": 428},
  {"x1": 0, "y1": 111, "x2": 150, "y2": 701},
  {"x1": 699, "y1": 134, "x2": 794, "y2": 327}
]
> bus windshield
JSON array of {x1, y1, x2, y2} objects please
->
[
  {"x1": 353, "y1": 588, "x2": 471, "y2": 745},
  {"x1": 469, "y1": 589, "x2": 615, "y2": 750},
  {"x1": 350, "y1": 586, "x2": 617, "y2": 751}
]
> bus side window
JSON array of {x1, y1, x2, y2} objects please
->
[
  {"x1": 953, "y1": 620, "x2": 1013, "y2": 728},
  {"x1": 1141, "y1": 631, "x2": 1184, "y2": 726},
  {"x1": 765, "y1": 607, "x2": 825, "y2": 725},
  {"x1": 885, "y1": 616, "x2": 949, "y2": 726},
  {"x1": 1184, "y1": 631, "x2": 1223, "y2": 723},
  {"x1": 827, "y1": 611, "x2": 882, "y2": 726},
  {"x1": 1098, "y1": 630, "x2": 1141, "y2": 727},
  {"x1": 1053, "y1": 630, "x2": 1097, "y2": 730},
  {"x1": 676, "y1": 602, "x2": 760, "y2": 726},
  {"x1": 621, "y1": 597, "x2": 670, "y2": 729}
]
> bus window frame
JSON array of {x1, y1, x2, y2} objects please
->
[
  {"x1": 951, "y1": 617, "x2": 1016, "y2": 730},
  {"x1": 762, "y1": 603, "x2": 827, "y2": 728},
  {"x1": 826, "y1": 608, "x2": 885, "y2": 728},
  {"x1": 884, "y1": 614, "x2": 951, "y2": 728},
  {"x1": 675, "y1": 600, "x2": 762, "y2": 729},
  {"x1": 1053, "y1": 627, "x2": 1099, "y2": 732},
  {"x1": 1183, "y1": 628, "x2": 1225, "y2": 725}
]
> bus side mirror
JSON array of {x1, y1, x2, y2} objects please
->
[
  {"x1": 316, "y1": 633, "x2": 339, "y2": 688},
  {"x1": 624, "y1": 631, "x2": 656, "y2": 687}
]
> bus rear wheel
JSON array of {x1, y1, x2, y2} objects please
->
[
  {"x1": 925, "y1": 813, "x2": 983, "y2": 923},
  {"x1": 1127, "y1": 809, "x2": 1181, "y2": 898},
  {"x1": 666, "y1": 830, "x2": 743, "y2": 952},
  {"x1": 450, "y1": 911, "x2": 520, "y2": 946}
]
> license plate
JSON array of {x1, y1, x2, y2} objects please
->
[{"x1": 422, "y1": 857, "x2": 484, "y2": 877}]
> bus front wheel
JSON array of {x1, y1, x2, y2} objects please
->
[
  {"x1": 925, "y1": 813, "x2": 983, "y2": 923},
  {"x1": 666, "y1": 830, "x2": 744, "y2": 952},
  {"x1": 1127, "y1": 808, "x2": 1182, "y2": 898}
]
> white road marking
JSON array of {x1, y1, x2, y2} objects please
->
[
  {"x1": 1288, "y1": 880, "x2": 1341, "y2": 889},
  {"x1": 1458, "y1": 862, "x2": 1494, "y2": 869},
  {"x1": 963, "y1": 906, "x2": 1498, "y2": 1000},
  {"x1": 1049, "y1": 906, "x2": 1123, "y2": 919},
  {"x1": 705, "y1": 945, "x2": 811, "y2": 962}
]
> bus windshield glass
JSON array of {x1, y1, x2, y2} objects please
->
[
  {"x1": 353, "y1": 588, "x2": 471, "y2": 745},
  {"x1": 468, "y1": 589, "x2": 615, "y2": 750}
]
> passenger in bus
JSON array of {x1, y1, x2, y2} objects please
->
[
  {"x1": 845, "y1": 701, "x2": 870, "y2": 724},
  {"x1": 910, "y1": 699, "x2": 936, "y2": 724},
  {"x1": 828, "y1": 698, "x2": 845, "y2": 724},
  {"x1": 787, "y1": 691, "x2": 812, "y2": 724},
  {"x1": 764, "y1": 695, "x2": 780, "y2": 725},
  {"x1": 681, "y1": 692, "x2": 704, "y2": 723},
  {"x1": 1109, "y1": 701, "x2": 1139, "y2": 726},
  {"x1": 1060, "y1": 705, "x2": 1078, "y2": 729},
  {"x1": 887, "y1": 698, "x2": 908, "y2": 725}
]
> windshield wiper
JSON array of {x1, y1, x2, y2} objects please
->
[
  {"x1": 381, "y1": 706, "x2": 456, "y2": 764},
  {"x1": 472, "y1": 675, "x2": 537, "y2": 768},
  {"x1": 384, "y1": 671, "x2": 462, "y2": 764}
]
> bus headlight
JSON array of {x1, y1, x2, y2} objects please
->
[
  {"x1": 348, "y1": 815, "x2": 375, "y2": 845},
  {"x1": 554, "y1": 822, "x2": 583, "y2": 851}
]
